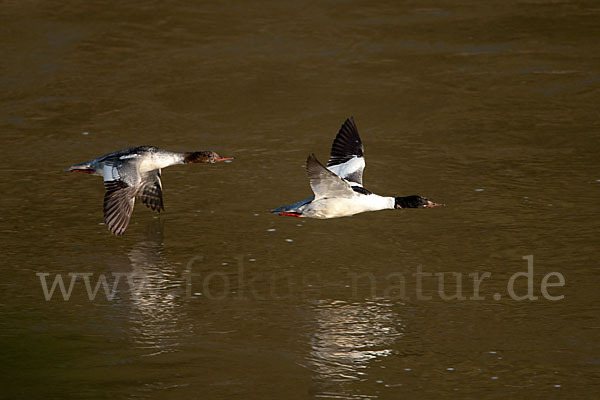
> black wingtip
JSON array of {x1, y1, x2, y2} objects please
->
[{"x1": 327, "y1": 117, "x2": 364, "y2": 167}]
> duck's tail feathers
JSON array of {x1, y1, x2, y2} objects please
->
[
  {"x1": 66, "y1": 162, "x2": 95, "y2": 174},
  {"x1": 270, "y1": 196, "x2": 315, "y2": 214}
]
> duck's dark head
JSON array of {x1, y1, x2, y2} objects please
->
[
  {"x1": 184, "y1": 151, "x2": 233, "y2": 163},
  {"x1": 395, "y1": 195, "x2": 443, "y2": 209}
]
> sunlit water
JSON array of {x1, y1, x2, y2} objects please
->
[{"x1": 2, "y1": 1, "x2": 599, "y2": 399}]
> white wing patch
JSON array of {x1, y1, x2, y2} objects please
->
[
  {"x1": 119, "y1": 154, "x2": 139, "y2": 160},
  {"x1": 103, "y1": 164, "x2": 120, "y2": 182},
  {"x1": 327, "y1": 156, "x2": 365, "y2": 186}
]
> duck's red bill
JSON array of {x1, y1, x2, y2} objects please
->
[
  {"x1": 71, "y1": 169, "x2": 94, "y2": 174},
  {"x1": 216, "y1": 157, "x2": 234, "y2": 162},
  {"x1": 279, "y1": 212, "x2": 302, "y2": 217},
  {"x1": 425, "y1": 202, "x2": 443, "y2": 208}
]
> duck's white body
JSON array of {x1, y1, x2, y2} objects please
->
[
  {"x1": 137, "y1": 152, "x2": 184, "y2": 174},
  {"x1": 72, "y1": 147, "x2": 185, "y2": 178},
  {"x1": 298, "y1": 194, "x2": 395, "y2": 219}
]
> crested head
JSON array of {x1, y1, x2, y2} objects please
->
[
  {"x1": 183, "y1": 151, "x2": 222, "y2": 163},
  {"x1": 395, "y1": 195, "x2": 442, "y2": 209}
]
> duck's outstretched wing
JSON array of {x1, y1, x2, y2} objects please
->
[
  {"x1": 306, "y1": 154, "x2": 356, "y2": 200},
  {"x1": 103, "y1": 180, "x2": 137, "y2": 235},
  {"x1": 326, "y1": 117, "x2": 365, "y2": 186},
  {"x1": 138, "y1": 170, "x2": 164, "y2": 212}
]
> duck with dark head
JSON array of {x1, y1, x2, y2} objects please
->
[
  {"x1": 394, "y1": 195, "x2": 442, "y2": 209},
  {"x1": 272, "y1": 117, "x2": 443, "y2": 218}
]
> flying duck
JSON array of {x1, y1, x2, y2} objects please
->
[
  {"x1": 271, "y1": 118, "x2": 441, "y2": 218},
  {"x1": 68, "y1": 146, "x2": 232, "y2": 235}
]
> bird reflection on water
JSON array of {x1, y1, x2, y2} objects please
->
[
  {"x1": 127, "y1": 219, "x2": 189, "y2": 356},
  {"x1": 308, "y1": 299, "x2": 404, "y2": 394}
]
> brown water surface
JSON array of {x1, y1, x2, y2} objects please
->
[{"x1": 1, "y1": 1, "x2": 599, "y2": 399}]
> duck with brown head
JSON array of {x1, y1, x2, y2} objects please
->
[
  {"x1": 184, "y1": 151, "x2": 232, "y2": 164},
  {"x1": 67, "y1": 146, "x2": 232, "y2": 235}
]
